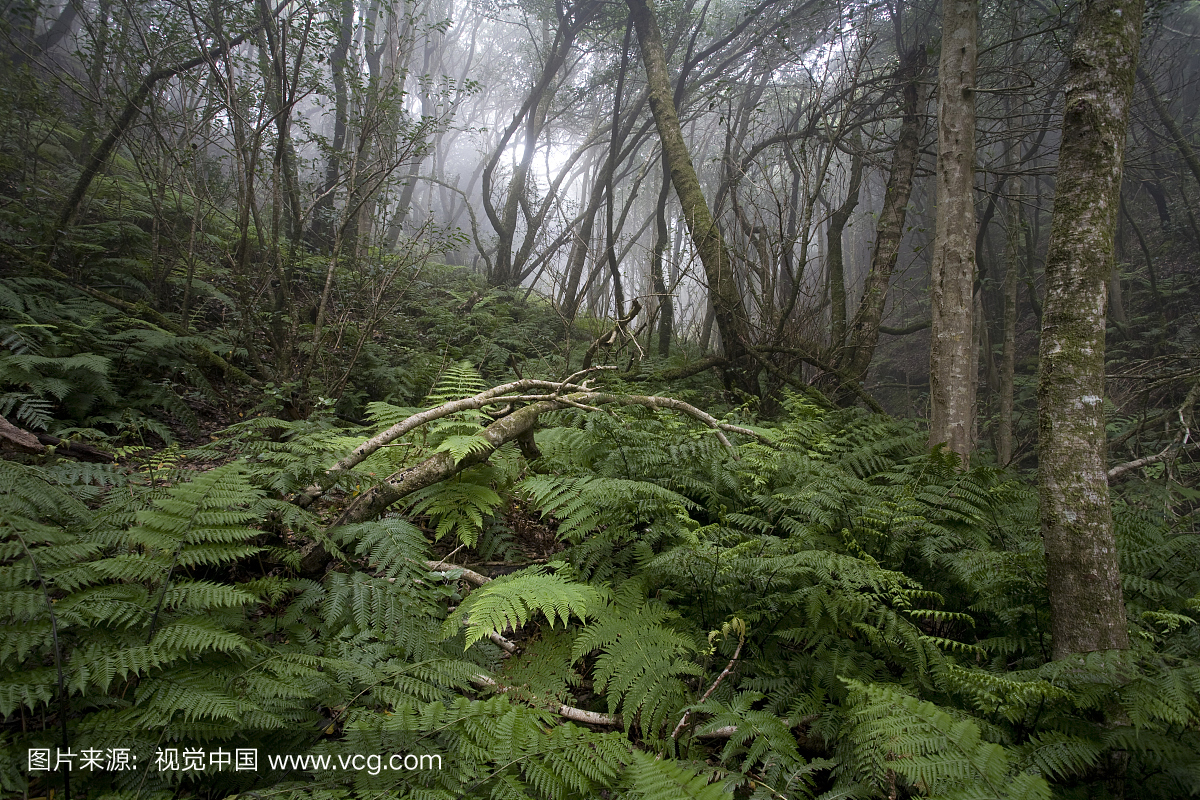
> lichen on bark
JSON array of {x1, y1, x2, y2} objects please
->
[{"x1": 1038, "y1": 0, "x2": 1144, "y2": 660}]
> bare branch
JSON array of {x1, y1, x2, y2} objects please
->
[{"x1": 1108, "y1": 441, "x2": 1200, "y2": 483}]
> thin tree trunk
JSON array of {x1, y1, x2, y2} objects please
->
[
  {"x1": 837, "y1": 49, "x2": 924, "y2": 386},
  {"x1": 628, "y1": 0, "x2": 754, "y2": 391},
  {"x1": 827, "y1": 148, "x2": 863, "y2": 358},
  {"x1": 562, "y1": 167, "x2": 605, "y2": 318},
  {"x1": 1139, "y1": 68, "x2": 1200, "y2": 195},
  {"x1": 928, "y1": 0, "x2": 978, "y2": 464},
  {"x1": 998, "y1": 186, "x2": 1019, "y2": 466},
  {"x1": 481, "y1": 18, "x2": 577, "y2": 286},
  {"x1": 652, "y1": 156, "x2": 673, "y2": 357},
  {"x1": 1039, "y1": 0, "x2": 1143, "y2": 660},
  {"x1": 310, "y1": 0, "x2": 354, "y2": 251},
  {"x1": 53, "y1": 11, "x2": 273, "y2": 240},
  {"x1": 604, "y1": 19, "x2": 634, "y2": 318},
  {"x1": 997, "y1": 2, "x2": 1022, "y2": 467}
]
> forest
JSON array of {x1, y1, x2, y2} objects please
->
[{"x1": 1, "y1": 0, "x2": 1199, "y2": 797}]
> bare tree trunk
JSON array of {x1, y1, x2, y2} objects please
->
[
  {"x1": 628, "y1": 0, "x2": 753, "y2": 390},
  {"x1": 837, "y1": 50, "x2": 924, "y2": 387},
  {"x1": 1039, "y1": 0, "x2": 1143, "y2": 660},
  {"x1": 998, "y1": 186, "x2": 1019, "y2": 466},
  {"x1": 826, "y1": 148, "x2": 863, "y2": 358},
  {"x1": 928, "y1": 0, "x2": 978, "y2": 464}
]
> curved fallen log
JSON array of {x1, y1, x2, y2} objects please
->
[{"x1": 297, "y1": 384, "x2": 775, "y2": 574}]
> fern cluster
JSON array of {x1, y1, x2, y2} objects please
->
[
  {"x1": 4, "y1": 378, "x2": 1200, "y2": 799},
  {"x1": 0, "y1": 275, "x2": 223, "y2": 441}
]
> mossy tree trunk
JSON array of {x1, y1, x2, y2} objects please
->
[
  {"x1": 1039, "y1": 0, "x2": 1143, "y2": 660},
  {"x1": 651, "y1": 156, "x2": 674, "y2": 357},
  {"x1": 928, "y1": 0, "x2": 979, "y2": 465},
  {"x1": 627, "y1": 0, "x2": 754, "y2": 391}
]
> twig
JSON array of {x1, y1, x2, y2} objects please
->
[
  {"x1": 672, "y1": 629, "x2": 744, "y2": 739},
  {"x1": 488, "y1": 632, "x2": 519, "y2": 653},
  {"x1": 557, "y1": 365, "x2": 616, "y2": 393},
  {"x1": 426, "y1": 543, "x2": 468, "y2": 572},
  {"x1": 471, "y1": 675, "x2": 620, "y2": 726}
]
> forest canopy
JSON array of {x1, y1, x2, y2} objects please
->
[{"x1": 1, "y1": 0, "x2": 1199, "y2": 798}]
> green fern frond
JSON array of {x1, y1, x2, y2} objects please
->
[
  {"x1": 424, "y1": 360, "x2": 485, "y2": 405},
  {"x1": 572, "y1": 583, "x2": 702, "y2": 737},
  {"x1": 445, "y1": 568, "x2": 605, "y2": 647},
  {"x1": 406, "y1": 472, "x2": 504, "y2": 545},
  {"x1": 624, "y1": 750, "x2": 727, "y2": 800},
  {"x1": 842, "y1": 681, "x2": 1051, "y2": 800}
]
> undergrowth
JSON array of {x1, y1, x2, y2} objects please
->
[{"x1": 3, "y1": 369, "x2": 1198, "y2": 799}]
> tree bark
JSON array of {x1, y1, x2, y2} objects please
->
[
  {"x1": 928, "y1": 0, "x2": 978, "y2": 465},
  {"x1": 1039, "y1": 0, "x2": 1142, "y2": 660},
  {"x1": 827, "y1": 149, "x2": 863, "y2": 357},
  {"x1": 627, "y1": 0, "x2": 754, "y2": 391},
  {"x1": 998, "y1": 187, "x2": 1019, "y2": 466},
  {"x1": 837, "y1": 49, "x2": 924, "y2": 388},
  {"x1": 651, "y1": 155, "x2": 673, "y2": 357}
]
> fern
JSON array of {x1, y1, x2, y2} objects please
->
[
  {"x1": 445, "y1": 567, "x2": 605, "y2": 647},
  {"x1": 406, "y1": 470, "x2": 504, "y2": 545},
  {"x1": 424, "y1": 359, "x2": 486, "y2": 405},
  {"x1": 519, "y1": 474, "x2": 697, "y2": 543},
  {"x1": 841, "y1": 681, "x2": 1052, "y2": 800},
  {"x1": 624, "y1": 750, "x2": 727, "y2": 800},
  {"x1": 571, "y1": 580, "x2": 704, "y2": 738}
]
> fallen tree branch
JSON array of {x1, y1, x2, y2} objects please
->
[
  {"x1": 298, "y1": 383, "x2": 777, "y2": 521},
  {"x1": 0, "y1": 417, "x2": 45, "y2": 455},
  {"x1": 1108, "y1": 440, "x2": 1200, "y2": 483},
  {"x1": 672, "y1": 626, "x2": 744, "y2": 739},
  {"x1": 0, "y1": 417, "x2": 116, "y2": 462},
  {"x1": 35, "y1": 432, "x2": 115, "y2": 463},
  {"x1": 581, "y1": 299, "x2": 642, "y2": 371},
  {"x1": 621, "y1": 354, "x2": 727, "y2": 383},
  {"x1": 470, "y1": 674, "x2": 621, "y2": 727},
  {"x1": 294, "y1": 380, "x2": 588, "y2": 507},
  {"x1": 424, "y1": 560, "x2": 491, "y2": 587},
  {"x1": 296, "y1": 388, "x2": 776, "y2": 574},
  {"x1": 488, "y1": 632, "x2": 519, "y2": 653},
  {"x1": 472, "y1": 671, "x2": 819, "y2": 739},
  {"x1": 329, "y1": 392, "x2": 774, "y2": 525},
  {"x1": 582, "y1": 393, "x2": 776, "y2": 454}
]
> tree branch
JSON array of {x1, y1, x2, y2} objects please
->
[
  {"x1": 54, "y1": 2, "x2": 288, "y2": 237},
  {"x1": 879, "y1": 319, "x2": 932, "y2": 335},
  {"x1": 1108, "y1": 441, "x2": 1200, "y2": 483}
]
